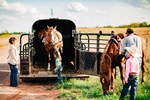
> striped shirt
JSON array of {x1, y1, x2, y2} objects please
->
[{"x1": 54, "y1": 57, "x2": 62, "y2": 71}]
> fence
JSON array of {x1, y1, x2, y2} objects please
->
[{"x1": 74, "y1": 32, "x2": 112, "y2": 75}]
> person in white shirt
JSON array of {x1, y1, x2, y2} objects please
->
[{"x1": 7, "y1": 37, "x2": 19, "y2": 87}]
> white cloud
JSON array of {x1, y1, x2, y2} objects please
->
[
  {"x1": 66, "y1": 2, "x2": 88, "y2": 12},
  {"x1": 141, "y1": 0, "x2": 150, "y2": 9},
  {"x1": 123, "y1": 0, "x2": 150, "y2": 9},
  {"x1": 96, "y1": 9, "x2": 104, "y2": 14},
  {"x1": 0, "y1": 14, "x2": 17, "y2": 23},
  {"x1": 0, "y1": 0, "x2": 39, "y2": 15},
  {"x1": 66, "y1": 12, "x2": 80, "y2": 21}
]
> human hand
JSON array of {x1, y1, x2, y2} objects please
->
[
  {"x1": 54, "y1": 69, "x2": 57, "y2": 72},
  {"x1": 125, "y1": 80, "x2": 128, "y2": 83}
]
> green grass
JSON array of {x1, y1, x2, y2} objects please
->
[{"x1": 56, "y1": 62, "x2": 150, "y2": 100}]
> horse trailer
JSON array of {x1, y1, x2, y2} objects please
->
[{"x1": 19, "y1": 18, "x2": 112, "y2": 80}]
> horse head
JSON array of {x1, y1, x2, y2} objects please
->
[
  {"x1": 38, "y1": 26, "x2": 58, "y2": 47},
  {"x1": 117, "y1": 33, "x2": 124, "y2": 39},
  {"x1": 100, "y1": 54, "x2": 111, "y2": 94},
  {"x1": 100, "y1": 34, "x2": 121, "y2": 95}
]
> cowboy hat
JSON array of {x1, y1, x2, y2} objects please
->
[{"x1": 124, "y1": 45, "x2": 139, "y2": 57}]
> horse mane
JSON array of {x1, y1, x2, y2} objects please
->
[
  {"x1": 110, "y1": 38, "x2": 118, "y2": 46},
  {"x1": 103, "y1": 38, "x2": 118, "y2": 54},
  {"x1": 100, "y1": 37, "x2": 119, "y2": 71}
]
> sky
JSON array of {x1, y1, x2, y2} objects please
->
[{"x1": 0, "y1": 0, "x2": 150, "y2": 32}]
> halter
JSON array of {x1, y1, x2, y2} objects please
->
[{"x1": 109, "y1": 38, "x2": 119, "y2": 46}]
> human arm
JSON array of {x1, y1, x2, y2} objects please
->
[
  {"x1": 10, "y1": 48, "x2": 19, "y2": 64},
  {"x1": 125, "y1": 59, "x2": 130, "y2": 83},
  {"x1": 120, "y1": 38, "x2": 127, "y2": 55}
]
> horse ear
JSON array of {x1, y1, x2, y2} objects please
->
[
  {"x1": 54, "y1": 26, "x2": 57, "y2": 30},
  {"x1": 47, "y1": 26, "x2": 50, "y2": 29},
  {"x1": 44, "y1": 30, "x2": 48, "y2": 34}
]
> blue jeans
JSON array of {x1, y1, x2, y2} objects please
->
[
  {"x1": 120, "y1": 75, "x2": 138, "y2": 100},
  {"x1": 57, "y1": 67, "x2": 63, "y2": 84},
  {"x1": 8, "y1": 63, "x2": 18, "y2": 87}
]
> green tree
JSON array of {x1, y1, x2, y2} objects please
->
[
  {"x1": 1, "y1": 30, "x2": 10, "y2": 35},
  {"x1": 128, "y1": 22, "x2": 140, "y2": 27},
  {"x1": 139, "y1": 22, "x2": 148, "y2": 27},
  {"x1": 103, "y1": 25, "x2": 113, "y2": 28}
]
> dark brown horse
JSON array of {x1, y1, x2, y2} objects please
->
[
  {"x1": 141, "y1": 38, "x2": 147, "y2": 83},
  {"x1": 100, "y1": 34, "x2": 147, "y2": 95},
  {"x1": 38, "y1": 26, "x2": 63, "y2": 71},
  {"x1": 100, "y1": 35, "x2": 125, "y2": 94}
]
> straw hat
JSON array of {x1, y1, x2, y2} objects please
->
[{"x1": 124, "y1": 45, "x2": 139, "y2": 57}]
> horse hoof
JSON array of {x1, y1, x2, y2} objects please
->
[
  {"x1": 141, "y1": 80, "x2": 145, "y2": 84},
  {"x1": 111, "y1": 86, "x2": 115, "y2": 89},
  {"x1": 111, "y1": 86, "x2": 114, "y2": 89}
]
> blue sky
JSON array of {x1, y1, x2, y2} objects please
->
[{"x1": 0, "y1": 0, "x2": 150, "y2": 32}]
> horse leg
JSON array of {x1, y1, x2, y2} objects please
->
[
  {"x1": 111, "y1": 68, "x2": 115, "y2": 89},
  {"x1": 119, "y1": 62, "x2": 125, "y2": 84},
  {"x1": 141, "y1": 39, "x2": 147, "y2": 84},
  {"x1": 60, "y1": 43, "x2": 63, "y2": 54},
  {"x1": 141, "y1": 56, "x2": 146, "y2": 84},
  {"x1": 47, "y1": 53, "x2": 50, "y2": 71}
]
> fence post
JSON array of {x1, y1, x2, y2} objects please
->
[{"x1": 97, "y1": 31, "x2": 102, "y2": 52}]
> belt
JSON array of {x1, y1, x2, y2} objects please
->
[{"x1": 129, "y1": 72, "x2": 138, "y2": 76}]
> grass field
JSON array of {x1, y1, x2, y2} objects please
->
[
  {"x1": 57, "y1": 62, "x2": 150, "y2": 100},
  {"x1": 77, "y1": 27, "x2": 150, "y2": 37}
]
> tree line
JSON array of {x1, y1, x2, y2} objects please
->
[
  {"x1": 103, "y1": 21, "x2": 150, "y2": 28},
  {"x1": 0, "y1": 21, "x2": 149, "y2": 34},
  {"x1": 0, "y1": 30, "x2": 24, "y2": 35}
]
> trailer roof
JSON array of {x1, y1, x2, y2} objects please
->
[{"x1": 32, "y1": 18, "x2": 76, "y2": 33}]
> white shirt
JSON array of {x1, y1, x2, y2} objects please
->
[
  {"x1": 7, "y1": 44, "x2": 19, "y2": 65},
  {"x1": 120, "y1": 34, "x2": 142, "y2": 58}
]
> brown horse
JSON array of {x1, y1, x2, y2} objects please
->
[
  {"x1": 100, "y1": 34, "x2": 147, "y2": 95},
  {"x1": 38, "y1": 26, "x2": 63, "y2": 71},
  {"x1": 100, "y1": 35, "x2": 125, "y2": 94},
  {"x1": 141, "y1": 38, "x2": 147, "y2": 83}
]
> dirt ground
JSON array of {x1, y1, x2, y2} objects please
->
[{"x1": 0, "y1": 35, "x2": 60, "y2": 100}]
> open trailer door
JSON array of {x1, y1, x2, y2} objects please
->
[{"x1": 74, "y1": 32, "x2": 112, "y2": 76}]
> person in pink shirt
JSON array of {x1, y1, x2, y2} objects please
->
[{"x1": 120, "y1": 45, "x2": 140, "y2": 100}]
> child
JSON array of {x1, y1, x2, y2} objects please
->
[
  {"x1": 7, "y1": 37, "x2": 19, "y2": 87},
  {"x1": 54, "y1": 50, "x2": 63, "y2": 84},
  {"x1": 120, "y1": 45, "x2": 140, "y2": 100}
]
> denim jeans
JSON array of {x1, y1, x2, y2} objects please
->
[
  {"x1": 120, "y1": 75, "x2": 138, "y2": 100},
  {"x1": 57, "y1": 67, "x2": 63, "y2": 84},
  {"x1": 8, "y1": 63, "x2": 18, "y2": 87}
]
